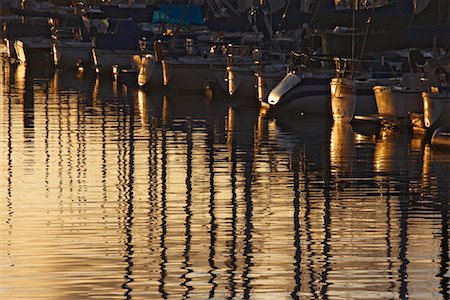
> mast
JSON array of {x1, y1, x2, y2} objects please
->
[{"x1": 351, "y1": 0, "x2": 356, "y2": 76}]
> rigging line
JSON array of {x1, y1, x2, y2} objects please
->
[
  {"x1": 408, "y1": 0, "x2": 438, "y2": 28},
  {"x1": 304, "y1": 0, "x2": 326, "y2": 49},
  {"x1": 351, "y1": 0, "x2": 356, "y2": 76},
  {"x1": 168, "y1": 0, "x2": 194, "y2": 52},
  {"x1": 359, "y1": 5, "x2": 376, "y2": 60},
  {"x1": 281, "y1": 0, "x2": 293, "y2": 19},
  {"x1": 220, "y1": 0, "x2": 240, "y2": 16},
  {"x1": 309, "y1": 0, "x2": 322, "y2": 28},
  {"x1": 408, "y1": 0, "x2": 417, "y2": 28}
]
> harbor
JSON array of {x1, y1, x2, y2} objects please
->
[{"x1": 1, "y1": 0, "x2": 450, "y2": 299}]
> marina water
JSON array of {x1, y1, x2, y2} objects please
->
[{"x1": 1, "y1": 54, "x2": 449, "y2": 299}]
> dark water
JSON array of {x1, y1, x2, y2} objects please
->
[{"x1": 1, "y1": 50, "x2": 449, "y2": 299}]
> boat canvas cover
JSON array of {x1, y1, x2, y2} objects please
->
[
  {"x1": 152, "y1": 5, "x2": 204, "y2": 26},
  {"x1": 107, "y1": 18, "x2": 143, "y2": 34}
]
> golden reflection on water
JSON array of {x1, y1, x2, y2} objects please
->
[
  {"x1": 330, "y1": 122, "x2": 355, "y2": 175},
  {"x1": 1, "y1": 55, "x2": 449, "y2": 299}
]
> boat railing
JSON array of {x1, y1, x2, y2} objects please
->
[
  {"x1": 288, "y1": 52, "x2": 337, "y2": 73},
  {"x1": 333, "y1": 57, "x2": 390, "y2": 78},
  {"x1": 51, "y1": 27, "x2": 85, "y2": 42}
]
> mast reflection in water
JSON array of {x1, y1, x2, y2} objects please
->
[{"x1": 0, "y1": 54, "x2": 449, "y2": 299}]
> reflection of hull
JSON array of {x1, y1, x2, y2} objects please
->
[
  {"x1": 136, "y1": 54, "x2": 163, "y2": 88},
  {"x1": 268, "y1": 72, "x2": 331, "y2": 116},
  {"x1": 330, "y1": 122, "x2": 355, "y2": 174},
  {"x1": 373, "y1": 86, "x2": 422, "y2": 121},
  {"x1": 423, "y1": 92, "x2": 450, "y2": 129},
  {"x1": 374, "y1": 131, "x2": 413, "y2": 174},
  {"x1": 14, "y1": 37, "x2": 51, "y2": 66},
  {"x1": 163, "y1": 57, "x2": 223, "y2": 91},
  {"x1": 92, "y1": 48, "x2": 137, "y2": 73},
  {"x1": 140, "y1": 91, "x2": 229, "y2": 123},
  {"x1": 53, "y1": 41, "x2": 91, "y2": 69},
  {"x1": 272, "y1": 114, "x2": 332, "y2": 145},
  {"x1": 331, "y1": 77, "x2": 356, "y2": 122}
]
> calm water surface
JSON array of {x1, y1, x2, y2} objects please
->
[{"x1": 1, "y1": 50, "x2": 449, "y2": 299}]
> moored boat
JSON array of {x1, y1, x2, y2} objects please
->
[
  {"x1": 423, "y1": 90, "x2": 450, "y2": 129},
  {"x1": 330, "y1": 76, "x2": 357, "y2": 122},
  {"x1": 14, "y1": 36, "x2": 52, "y2": 66},
  {"x1": 373, "y1": 73, "x2": 430, "y2": 124},
  {"x1": 3, "y1": 19, "x2": 51, "y2": 61},
  {"x1": 136, "y1": 53, "x2": 163, "y2": 88},
  {"x1": 91, "y1": 18, "x2": 151, "y2": 74},
  {"x1": 53, "y1": 40, "x2": 91, "y2": 69},
  {"x1": 431, "y1": 127, "x2": 450, "y2": 149},
  {"x1": 162, "y1": 55, "x2": 225, "y2": 91},
  {"x1": 266, "y1": 52, "x2": 334, "y2": 116},
  {"x1": 50, "y1": 14, "x2": 92, "y2": 69},
  {"x1": 267, "y1": 71, "x2": 332, "y2": 116},
  {"x1": 330, "y1": 56, "x2": 359, "y2": 122}
]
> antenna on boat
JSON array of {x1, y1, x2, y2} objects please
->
[
  {"x1": 359, "y1": 5, "x2": 375, "y2": 60},
  {"x1": 351, "y1": 0, "x2": 356, "y2": 77}
]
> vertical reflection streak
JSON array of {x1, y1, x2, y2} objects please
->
[
  {"x1": 6, "y1": 61, "x2": 13, "y2": 262},
  {"x1": 66, "y1": 94, "x2": 73, "y2": 201},
  {"x1": 146, "y1": 99, "x2": 159, "y2": 286},
  {"x1": 122, "y1": 96, "x2": 135, "y2": 299},
  {"x1": 44, "y1": 79, "x2": 50, "y2": 198},
  {"x1": 101, "y1": 101, "x2": 108, "y2": 229},
  {"x1": 57, "y1": 90, "x2": 63, "y2": 212},
  {"x1": 159, "y1": 102, "x2": 168, "y2": 298},
  {"x1": 207, "y1": 117, "x2": 218, "y2": 298},
  {"x1": 303, "y1": 152, "x2": 319, "y2": 297},
  {"x1": 398, "y1": 193, "x2": 409, "y2": 298},
  {"x1": 229, "y1": 124, "x2": 238, "y2": 299},
  {"x1": 117, "y1": 104, "x2": 126, "y2": 239},
  {"x1": 321, "y1": 142, "x2": 332, "y2": 299},
  {"x1": 385, "y1": 192, "x2": 395, "y2": 293},
  {"x1": 439, "y1": 187, "x2": 449, "y2": 299},
  {"x1": 23, "y1": 70, "x2": 34, "y2": 132},
  {"x1": 242, "y1": 130, "x2": 254, "y2": 299},
  {"x1": 291, "y1": 148, "x2": 302, "y2": 299},
  {"x1": 181, "y1": 118, "x2": 193, "y2": 298},
  {"x1": 77, "y1": 91, "x2": 86, "y2": 204}
]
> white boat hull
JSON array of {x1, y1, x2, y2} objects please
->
[
  {"x1": 354, "y1": 78, "x2": 397, "y2": 116},
  {"x1": 225, "y1": 66, "x2": 256, "y2": 97},
  {"x1": 4, "y1": 38, "x2": 16, "y2": 59},
  {"x1": 423, "y1": 92, "x2": 450, "y2": 129},
  {"x1": 92, "y1": 48, "x2": 137, "y2": 73},
  {"x1": 256, "y1": 71, "x2": 285, "y2": 102},
  {"x1": 14, "y1": 37, "x2": 51, "y2": 65},
  {"x1": 268, "y1": 72, "x2": 331, "y2": 116},
  {"x1": 373, "y1": 86, "x2": 422, "y2": 121},
  {"x1": 53, "y1": 41, "x2": 91, "y2": 69},
  {"x1": 330, "y1": 77, "x2": 357, "y2": 122},
  {"x1": 136, "y1": 54, "x2": 163, "y2": 88},
  {"x1": 163, "y1": 57, "x2": 222, "y2": 91}
]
